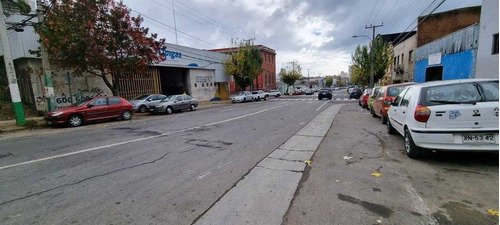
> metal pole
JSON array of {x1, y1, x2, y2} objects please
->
[
  {"x1": 37, "y1": 0, "x2": 55, "y2": 111},
  {"x1": 0, "y1": 2, "x2": 25, "y2": 125},
  {"x1": 365, "y1": 24, "x2": 383, "y2": 88},
  {"x1": 171, "y1": 0, "x2": 178, "y2": 45}
]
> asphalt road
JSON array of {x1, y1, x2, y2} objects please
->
[{"x1": 0, "y1": 91, "x2": 348, "y2": 225}]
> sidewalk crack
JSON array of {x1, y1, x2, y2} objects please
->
[
  {"x1": 267, "y1": 157, "x2": 304, "y2": 163},
  {"x1": 255, "y1": 165, "x2": 303, "y2": 173}
]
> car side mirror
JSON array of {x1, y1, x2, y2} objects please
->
[
  {"x1": 173, "y1": 100, "x2": 177, "y2": 103},
  {"x1": 147, "y1": 98, "x2": 152, "y2": 102},
  {"x1": 87, "y1": 104, "x2": 94, "y2": 108}
]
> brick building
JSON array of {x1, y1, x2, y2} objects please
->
[
  {"x1": 210, "y1": 45, "x2": 276, "y2": 94},
  {"x1": 417, "y1": 6, "x2": 481, "y2": 47}
]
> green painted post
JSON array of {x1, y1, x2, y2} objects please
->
[{"x1": 0, "y1": 2, "x2": 25, "y2": 126}]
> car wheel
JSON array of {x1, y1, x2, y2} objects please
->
[
  {"x1": 190, "y1": 104, "x2": 196, "y2": 111},
  {"x1": 381, "y1": 112, "x2": 388, "y2": 124},
  {"x1": 263, "y1": 97, "x2": 267, "y2": 101},
  {"x1": 138, "y1": 105, "x2": 147, "y2": 113},
  {"x1": 277, "y1": 94, "x2": 280, "y2": 97},
  {"x1": 166, "y1": 106, "x2": 173, "y2": 114},
  {"x1": 121, "y1": 110, "x2": 132, "y2": 120},
  {"x1": 387, "y1": 119, "x2": 396, "y2": 134},
  {"x1": 358, "y1": 100, "x2": 361, "y2": 106},
  {"x1": 404, "y1": 128, "x2": 423, "y2": 159},
  {"x1": 243, "y1": 98, "x2": 246, "y2": 103},
  {"x1": 67, "y1": 114, "x2": 83, "y2": 127},
  {"x1": 257, "y1": 97, "x2": 260, "y2": 101}
]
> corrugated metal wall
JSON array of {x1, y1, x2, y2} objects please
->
[
  {"x1": 416, "y1": 24, "x2": 479, "y2": 61},
  {"x1": 117, "y1": 67, "x2": 162, "y2": 100}
]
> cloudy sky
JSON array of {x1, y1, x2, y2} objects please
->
[{"x1": 122, "y1": 0, "x2": 481, "y2": 77}]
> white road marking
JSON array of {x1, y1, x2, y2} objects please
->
[
  {"x1": 315, "y1": 100, "x2": 330, "y2": 111},
  {"x1": 197, "y1": 171, "x2": 212, "y2": 180},
  {"x1": 308, "y1": 101, "x2": 313, "y2": 104},
  {"x1": 343, "y1": 98, "x2": 348, "y2": 100},
  {"x1": 0, "y1": 103, "x2": 291, "y2": 171},
  {"x1": 336, "y1": 98, "x2": 341, "y2": 100},
  {"x1": 299, "y1": 122, "x2": 306, "y2": 125}
]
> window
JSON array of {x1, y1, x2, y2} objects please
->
[
  {"x1": 394, "y1": 88, "x2": 408, "y2": 106},
  {"x1": 421, "y1": 83, "x2": 484, "y2": 106},
  {"x1": 108, "y1": 97, "x2": 121, "y2": 105},
  {"x1": 393, "y1": 57, "x2": 396, "y2": 66},
  {"x1": 409, "y1": 50, "x2": 413, "y2": 62},
  {"x1": 493, "y1": 33, "x2": 499, "y2": 55},
  {"x1": 90, "y1": 98, "x2": 107, "y2": 106},
  {"x1": 397, "y1": 56, "x2": 399, "y2": 65},
  {"x1": 401, "y1": 54, "x2": 404, "y2": 65},
  {"x1": 194, "y1": 83, "x2": 197, "y2": 88},
  {"x1": 401, "y1": 88, "x2": 412, "y2": 107},
  {"x1": 175, "y1": 96, "x2": 183, "y2": 101},
  {"x1": 183, "y1": 95, "x2": 191, "y2": 101}
]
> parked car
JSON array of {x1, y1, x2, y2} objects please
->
[
  {"x1": 148, "y1": 94, "x2": 198, "y2": 114},
  {"x1": 129, "y1": 94, "x2": 166, "y2": 113},
  {"x1": 268, "y1": 89, "x2": 281, "y2": 97},
  {"x1": 231, "y1": 91, "x2": 254, "y2": 103},
  {"x1": 292, "y1": 90, "x2": 304, "y2": 95},
  {"x1": 251, "y1": 90, "x2": 269, "y2": 101},
  {"x1": 45, "y1": 96, "x2": 133, "y2": 127},
  {"x1": 359, "y1": 88, "x2": 372, "y2": 108},
  {"x1": 372, "y1": 82, "x2": 415, "y2": 124},
  {"x1": 349, "y1": 88, "x2": 362, "y2": 99},
  {"x1": 304, "y1": 89, "x2": 314, "y2": 95},
  {"x1": 318, "y1": 89, "x2": 332, "y2": 100},
  {"x1": 387, "y1": 79, "x2": 499, "y2": 158},
  {"x1": 368, "y1": 87, "x2": 380, "y2": 111}
]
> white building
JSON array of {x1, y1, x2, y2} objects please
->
[
  {"x1": 392, "y1": 32, "x2": 417, "y2": 83},
  {"x1": 475, "y1": 0, "x2": 498, "y2": 79}
]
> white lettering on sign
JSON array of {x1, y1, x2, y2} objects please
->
[
  {"x1": 196, "y1": 76, "x2": 212, "y2": 83},
  {"x1": 9, "y1": 84, "x2": 21, "y2": 102},
  {"x1": 428, "y1": 52, "x2": 441, "y2": 65}
]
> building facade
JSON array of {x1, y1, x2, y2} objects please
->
[
  {"x1": 475, "y1": 0, "x2": 498, "y2": 79},
  {"x1": 209, "y1": 45, "x2": 277, "y2": 94},
  {"x1": 391, "y1": 33, "x2": 417, "y2": 83}
]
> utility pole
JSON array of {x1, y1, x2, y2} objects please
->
[
  {"x1": 37, "y1": 0, "x2": 55, "y2": 111},
  {"x1": 0, "y1": 2, "x2": 25, "y2": 125},
  {"x1": 365, "y1": 23, "x2": 383, "y2": 88},
  {"x1": 171, "y1": 0, "x2": 178, "y2": 44}
]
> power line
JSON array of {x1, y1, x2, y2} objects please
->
[
  {"x1": 364, "y1": 0, "x2": 379, "y2": 35},
  {"x1": 130, "y1": 8, "x2": 218, "y2": 47},
  {"x1": 372, "y1": 0, "x2": 386, "y2": 24}
]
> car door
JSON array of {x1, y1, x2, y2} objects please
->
[
  {"x1": 373, "y1": 87, "x2": 385, "y2": 116},
  {"x1": 85, "y1": 97, "x2": 108, "y2": 120},
  {"x1": 106, "y1": 97, "x2": 123, "y2": 118},
  {"x1": 390, "y1": 88, "x2": 409, "y2": 134},
  {"x1": 183, "y1": 95, "x2": 193, "y2": 109},
  {"x1": 173, "y1": 95, "x2": 184, "y2": 110},
  {"x1": 245, "y1": 92, "x2": 252, "y2": 101}
]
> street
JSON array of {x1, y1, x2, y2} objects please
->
[{"x1": 0, "y1": 90, "x2": 498, "y2": 225}]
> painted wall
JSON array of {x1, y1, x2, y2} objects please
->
[
  {"x1": 188, "y1": 69, "x2": 216, "y2": 101},
  {"x1": 475, "y1": 0, "x2": 499, "y2": 79},
  {"x1": 414, "y1": 50, "x2": 476, "y2": 83},
  {"x1": 392, "y1": 34, "x2": 417, "y2": 82}
]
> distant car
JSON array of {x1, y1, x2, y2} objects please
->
[
  {"x1": 129, "y1": 94, "x2": 166, "y2": 113},
  {"x1": 292, "y1": 90, "x2": 304, "y2": 95},
  {"x1": 372, "y1": 82, "x2": 415, "y2": 124},
  {"x1": 231, "y1": 91, "x2": 254, "y2": 103},
  {"x1": 368, "y1": 87, "x2": 380, "y2": 111},
  {"x1": 318, "y1": 89, "x2": 332, "y2": 100},
  {"x1": 349, "y1": 88, "x2": 362, "y2": 99},
  {"x1": 45, "y1": 96, "x2": 133, "y2": 127},
  {"x1": 148, "y1": 95, "x2": 198, "y2": 114},
  {"x1": 268, "y1": 89, "x2": 281, "y2": 97},
  {"x1": 359, "y1": 88, "x2": 372, "y2": 108},
  {"x1": 251, "y1": 90, "x2": 268, "y2": 101},
  {"x1": 387, "y1": 79, "x2": 499, "y2": 159},
  {"x1": 304, "y1": 89, "x2": 314, "y2": 95}
]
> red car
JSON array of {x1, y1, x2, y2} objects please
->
[
  {"x1": 358, "y1": 88, "x2": 371, "y2": 108},
  {"x1": 45, "y1": 96, "x2": 133, "y2": 127},
  {"x1": 292, "y1": 90, "x2": 304, "y2": 95}
]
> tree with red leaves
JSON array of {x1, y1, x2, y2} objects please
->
[{"x1": 35, "y1": 0, "x2": 166, "y2": 96}]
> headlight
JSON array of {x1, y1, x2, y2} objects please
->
[{"x1": 52, "y1": 111, "x2": 63, "y2": 117}]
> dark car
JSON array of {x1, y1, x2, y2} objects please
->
[
  {"x1": 349, "y1": 88, "x2": 362, "y2": 99},
  {"x1": 318, "y1": 89, "x2": 332, "y2": 100},
  {"x1": 45, "y1": 96, "x2": 133, "y2": 127}
]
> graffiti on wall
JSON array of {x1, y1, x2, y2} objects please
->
[{"x1": 35, "y1": 87, "x2": 105, "y2": 108}]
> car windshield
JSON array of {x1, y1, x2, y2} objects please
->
[
  {"x1": 236, "y1": 92, "x2": 245, "y2": 96},
  {"x1": 74, "y1": 99, "x2": 91, "y2": 107},
  {"x1": 133, "y1": 95, "x2": 150, "y2": 100},
  {"x1": 387, "y1": 86, "x2": 408, "y2": 97},
  {"x1": 422, "y1": 81, "x2": 499, "y2": 106},
  {"x1": 161, "y1": 95, "x2": 175, "y2": 102}
]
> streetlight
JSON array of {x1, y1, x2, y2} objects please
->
[{"x1": 353, "y1": 35, "x2": 374, "y2": 88}]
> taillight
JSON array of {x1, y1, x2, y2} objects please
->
[
  {"x1": 414, "y1": 104, "x2": 431, "y2": 123},
  {"x1": 383, "y1": 97, "x2": 392, "y2": 105}
]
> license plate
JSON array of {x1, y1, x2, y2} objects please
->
[{"x1": 462, "y1": 134, "x2": 496, "y2": 144}]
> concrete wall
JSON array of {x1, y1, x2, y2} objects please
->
[
  {"x1": 188, "y1": 69, "x2": 216, "y2": 101},
  {"x1": 392, "y1": 34, "x2": 417, "y2": 82},
  {"x1": 475, "y1": 0, "x2": 499, "y2": 79},
  {"x1": 417, "y1": 6, "x2": 481, "y2": 47},
  {"x1": 414, "y1": 50, "x2": 476, "y2": 83}
]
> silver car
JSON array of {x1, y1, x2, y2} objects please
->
[
  {"x1": 129, "y1": 94, "x2": 166, "y2": 113},
  {"x1": 148, "y1": 95, "x2": 198, "y2": 114},
  {"x1": 231, "y1": 91, "x2": 254, "y2": 103}
]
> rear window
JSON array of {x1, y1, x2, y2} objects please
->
[
  {"x1": 420, "y1": 81, "x2": 499, "y2": 106},
  {"x1": 387, "y1": 86, "x2": 407, "y2": 97}
]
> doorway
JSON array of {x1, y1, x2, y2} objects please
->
[
  {"x1": 159, "y1": 67, "x2": 189, "y2": 95},
  {"x1": 425, "y1": 66, "x2": 443, "y2": 82}
]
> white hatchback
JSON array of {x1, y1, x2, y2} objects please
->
[{"x1": 387, "y1": 79, "x2": 499, "y2": 158}]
